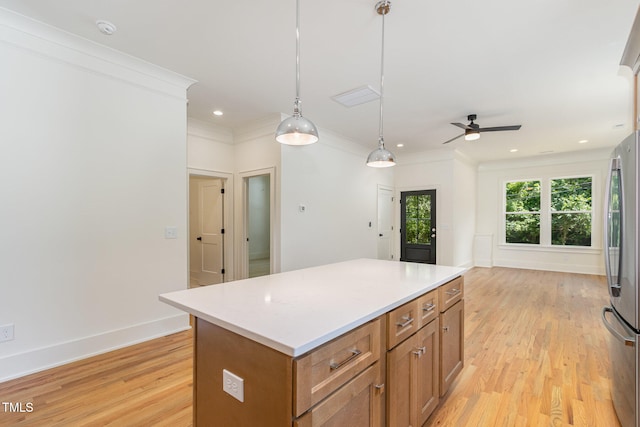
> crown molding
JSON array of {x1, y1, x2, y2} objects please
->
[{"x1": 0, "y1": 7, "x2": 196, "y2": 98}]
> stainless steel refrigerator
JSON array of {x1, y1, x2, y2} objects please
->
[{"x1": 602, "y1": 130, "x2": 640, "y2": 427}]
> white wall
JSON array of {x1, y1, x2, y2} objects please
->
[
  {"x1": 280, "y1": 129, "x2": 394, "y2": 272},
  {"x1": 476, "y1": 149, "x2": 611, "y2": 274},
  {"x1": 452, "y1": 156, "x2": 477, "y2": 267},
  {"x1": 234, "y1": 115, "x2": 282, "y2": 275},
  {"x1": 0, "y1": 9, "x2": 194, "y2": 381},
  {"x1": 187, "y1": 119, "x2": 235, "y2": 280}
]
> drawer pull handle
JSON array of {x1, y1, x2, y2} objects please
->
[
  {"x1": 423, "y1": 303, "x2": 436, "y2": 312},
  {"x1": 445, "y1": 288, "x2": 461, "y2": 296},
  {"x1": 412, "y1": 346, "x2": 426, "y2": 357},
  {"x1": 396, "y1": 315, "x2": 414, "y2": 328},
  {"x1": 330, "y1": 349, "x2": 362, "y2": 370}
]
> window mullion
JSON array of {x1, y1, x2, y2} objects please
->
[{"x1": 540, "y1": 179, "x2": 551, "y2": 246}]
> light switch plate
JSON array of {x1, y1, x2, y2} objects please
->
[
  {"x1": 164, "y1": 226, "x2": 178, "y2": 239},
  {"x1": 223, "y1": 369, "x2": 244, "y2": 402}
]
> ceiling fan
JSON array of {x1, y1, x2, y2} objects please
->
[{"x1": 442, "y1": 114, "x2": 522, "y2": 144}]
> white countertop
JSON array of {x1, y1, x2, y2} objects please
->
[{"x1": 159, "y1": 258, "x2": 465, "y2": 357}]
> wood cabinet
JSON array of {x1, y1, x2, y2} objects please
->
[
  {"x1": 294, "y1": 319, "x2": 382, "y2": 417},
  {"x1": 387, "y1": 317, "x2": 439, "y2": 427},
  {"x1": 294, "y1": 363, "x2": 384, "y2": 427},
  {"x1": 621, "y1": 7, "x2": 640, "y2": 130},
  {"x1": 440, "y1": 300, "x2": 464, "y2": 396},
  {"x1": 438, "y1": 278, "x2": 464, "y2": 397},
  {"x1": 192, "y1": 275, "x2": 464, "y2": 427}
]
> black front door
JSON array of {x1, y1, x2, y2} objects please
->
[{"x1": 400, "y1": 190, "x2": 436, "y2": 264}]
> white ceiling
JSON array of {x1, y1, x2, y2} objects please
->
[{"x1": 2, "y1": 0, "x2": 638, "y2": 162}]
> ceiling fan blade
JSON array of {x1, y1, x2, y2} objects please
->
[
  {"x1": 442, "y1": 133, "x2": 464, "y2": 144},
  {"x1": 451, "y1": 122, "x2": 472, "y2": 130},
  {"x1": 477, "y1": 125, "x2": 522, "y2": 133}
]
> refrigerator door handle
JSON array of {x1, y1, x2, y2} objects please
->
[
  {"x1": 603, "y1": 156, "x2": 623, "y2": 297},
  {"x1": 602, "y1": 306, "x2": 635, "y2": 347}
]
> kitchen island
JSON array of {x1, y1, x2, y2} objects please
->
[{"x1": 160, "y1": 258, "x2": 466, "y2": 426}]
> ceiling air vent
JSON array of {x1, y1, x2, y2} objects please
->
[{"x1": 331, "y1": 85, "x2": 380, "y2": 108}]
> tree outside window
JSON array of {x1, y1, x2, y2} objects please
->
[
  {"x1": 504, "y1": 177, "x2": 593, "y2": 246},
  {"x1": 550, "y1": 178, "x2": 592, "y2": 246},
  {"x1": 405, "y1": 194, "x2": 431, "y2": 244},
  {"x1": 505, "y1": 180, "x2": 541, "y2": 244}
]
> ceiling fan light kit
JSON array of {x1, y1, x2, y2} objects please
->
[
  {"x1": 367, "y1": 0, "x2": 396, "y2": 168},
  {"x1": 276, "y1": 0, "x2": 319, "y2": 146},
  {"x1": 443, "y1": 114, "x2": 522, "y2": 144},
  {"x1": 464, "y1": 129, "x2": 480, "y2": 141}
]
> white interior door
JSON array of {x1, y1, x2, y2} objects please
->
[
  {"x1": 377, "y1": 186, "x2": 394, "y2": 260},
  {"x1": 190, "y1": 177, "x2": 224, "y2": 286}
]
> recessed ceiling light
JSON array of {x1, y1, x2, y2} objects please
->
[
  {"x1": 510, "y1": 149, "x2": 518, "y2": 153},
  {"x1": 396, "y1": 144, "x2": 404, "y2": 148},
  {"x1": 578, "y1": 139, "x2": 588, "y2": 144},
  {"x1": 213, "y1": 110, "x2": 223, "y2": 116},
  {"x1": 96, "y1": 20, "x2": 117, "y2": 36}
]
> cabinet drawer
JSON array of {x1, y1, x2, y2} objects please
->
[
  {"x1": 438, "y1": 276, "x2": 463, "y2": 312},
  {"x1": 387, "y1": 299, "x2": 420, "y2": 350},
  {"x1": 416, "y1": 289, "x2": 438, "y2": 327},
  {"x1": 294, "y1": 318, "x2": 381, "y2": 417},
  {"x1": 294, "y1": 363, "x2": 383, "y2": 427}
]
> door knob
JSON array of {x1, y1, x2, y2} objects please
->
[
  {"x1": 197, "y1": 236, "x2": 202, "y2": 241},
  {"x1": 379, "y1": 233, "x2": 383, "y2": 237}
]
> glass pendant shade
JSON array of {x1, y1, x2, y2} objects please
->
[
  {"x1": 366, "y1": 138, "x2": 396, "y2": 167},
  {"x1": 276, "y1": 107, "x2": 318, "y2": 146}
]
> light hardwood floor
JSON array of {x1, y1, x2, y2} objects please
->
[{"x1": 0, "y1": 267, "x2": 620, "y2": 426}]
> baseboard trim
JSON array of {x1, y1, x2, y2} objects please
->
[
  {"x1": 0, "y1": 314, "x2": 190, "y2": 383},
  {"x1": 492, "y1": 258, "x2": 604, "y2": 275}
]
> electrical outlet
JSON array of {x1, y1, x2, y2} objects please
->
[
  {"x1": 0, "y1": 324, "x2": 14, "y2": 342},
  {"x1": 222, "y1": 369, "x2": 244, "y2": 402}
]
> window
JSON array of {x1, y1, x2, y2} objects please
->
[
  {"x1": 505, "y1": 181, "x2": 541, "y2": 244},
  {"x1": 550, "y1": 178, "x2": 592, "y2": 246},
  {"x1": 404, "y1": 193, "x2": 432, "y2": 245},
  {"x1": 504, "y1": 176, "x2": 593, "y2": 247}
]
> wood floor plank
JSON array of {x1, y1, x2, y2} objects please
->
[
  {"x1": 0, "y1": 267, "x2": 622, "y2": 426},
  {"x1": 426, "y1": 267, "x2": 620, "y2": 427}
]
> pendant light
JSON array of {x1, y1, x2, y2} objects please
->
[
  {"x1": 366, "y1": 0, "x2": 396, "y2": 168},
  {"x1": 275, "y1": 0, "x2": 319, "y2": 145}
]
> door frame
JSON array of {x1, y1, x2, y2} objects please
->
[
  {"x1": 188, "y1": 168, "x2": 234, "y2": 284},
  {"x1": 238, "y1": 167, "x2": 276, "y2": 279}
]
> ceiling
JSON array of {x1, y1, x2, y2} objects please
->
[{"x1": 2, "y1": 0, "x2": 638, "y2": 162}]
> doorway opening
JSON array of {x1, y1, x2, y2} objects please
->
[
  {"x1": 188, "y1": 172, "x2": 229, "y2": 288},
  {"x1": 242, "y1": 170, "x2": 275, "y2": 278},
  {"x1": 400, "y1": 189, "x2": 436, "y2": 264}
]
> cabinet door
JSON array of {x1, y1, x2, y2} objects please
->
[
  {"x1": 416, "y1": 318, "x2": 440, "y2": 426},
  {"x1": 440, "y1": 300, "x2": 464, "y2": 396},
  {"x1": 294, "y1": 363, "x2": 383, "y2": 427},
  {"x1": 387, "y1": 319, "x2": 440, "y2": 427},
  {"x1": 386, "y1": 335, "x2": 415, "y2": 426}
]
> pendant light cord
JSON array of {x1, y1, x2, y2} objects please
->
[
  {"x1": 294, "y1": 0, "x2": 301, "y2": 114},
  {"x1": 378, "y1": 2, "x2": 387, "y2": 145}
]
